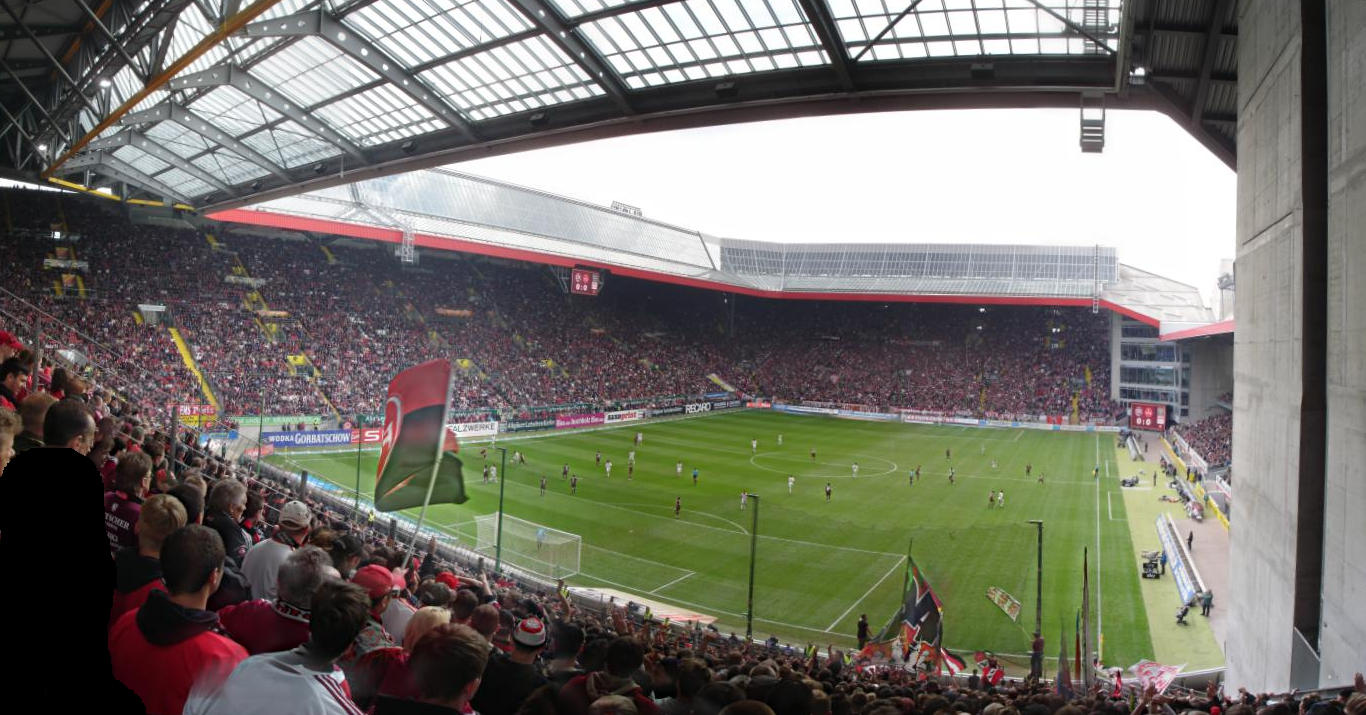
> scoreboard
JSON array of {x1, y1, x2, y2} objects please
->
[
  {"x1": 1129, "y1": 402, "x2": 1166, "y2": 431},
  {"x1": 570, "y1": 268, "x2": 602, "y2": 296}
]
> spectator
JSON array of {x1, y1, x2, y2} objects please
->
[
  {"x1": 12, "y1": 391, "x2": 53, "y2": 452},
  {"x1": 470, "y1": 603, "x2": 500, "y2": 644},
  {"x1": 473, "y1": 616, "x2": 550, "y2": 715},
  {"x1": 241, "y1": 499, "x2": 312, "y2": 601},
  {"x1": 218, "y1": 545, "x2": 333, "y2": 655},
  {"x1": 109, "y1": 525, "x2": 249, "y2": 715},
  {"x1": 0, "y1": 329, "x2": 22, "y2": 361},
  {"x1": 0, "y1": 357, "x2": 25, "y2": 410},
  {"x1": 339, "y1": 564, "x2": 401, "y2": 674},
  {"x1": 104, "y1": 451, "x2": 153, "y2": 555},
  {"x1": 547, "y1": 621, "x2": 587, "y2": 689},
  {"x1": 350, "y1": 606, "x2": 453, "y2": 709},
  {"x1": 44, "y1": 397, "x2": 97, "y2": 454},
  {"x1": 373, "y1": 623, "x2": 490, "y2": 715},
  {"x1": 241, "y1": 491, "x2": 268, "y2": 544},
  {"x1": 110, "y1": 492, "x2": 188, "y2": 627},
  {"x1": 451, "y1": 588, "x2": 479, "y2": 625},
  {"x1": 184, "y1": 581, "x2": 372, "y2": 715},
  {"x1": 205, "y1": 478, "x2": 250, "y2": 566},
  {"x1": 170, "y1": 482, "x2": 206, "y2": 525},
  {"x1": 0, "y1": 406, "x2": 18, "y2": 475},
  {"x1": 559, "y1": 637, "x2": 662, "y2": 715}
]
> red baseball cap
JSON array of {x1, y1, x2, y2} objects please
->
[
  {"x1": 352, "y1": 564, "x2": 399, "y2": 599},
  {"x1": 0, "y1": 331, "x2": 23, "y2": 351}
]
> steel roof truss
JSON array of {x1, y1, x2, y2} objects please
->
[
  {"x1": 240, "y1": 9, "x2": 477, "y2": 141},
  {"x1": 505, "y1": 0, "x2": 633, "y2": 114},
  {"x1": 88, "y1": 129, "x2": 232, "y2": 193},
  {"x1": 64, "y1": 150, "x2": 191, "y2": 203},
  {"x1": 119, "y1": 101, "x2": 289, "y2": 180},
  {"x1": 170, "y1": 65, "x2": 365, "y2": 160}
]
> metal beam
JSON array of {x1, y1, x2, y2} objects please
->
[
  {"x1": 0, "y1": 57, "x2": 70, "y2": 142},
  {"x1": 72, "y1": 0, "x2": 151, "y2": 82},
  {"x1": 1149, "y1": 70, "x2": 1235, "y2": 85},
  {"x1": 169, "y1": 65, "x2": 365, "y2": 161},
  {"x1": 853, "y1": 0, "x2": 925, "y2": 62},
  {"x1": 1191, "y1": 0, "x2": 1234, "y2": 125},
  {"x1": 119, "y1": 101, "x2": 290, "y2": 180},
  {"x1": 0, "y1": 23, "x2": 85, "y2": 40},
  {"x1": 505, "y1": 0, "x2": 635, "y2": 114},
  {"x1": 796, "y1": 0, "x2": 854, "y2": 91},
  {"x1": 88, "y1": 129, "x2": 232, "y2": 192},
  {"x1": 62, "y1": 150, "x2": 191, "y2": 203},
  {"x1": 1023, "y1": 0, "x2": 1115, "y2": 54},
  {"x1": 44, "y1": 0, "x2": 284, "y2": 180},
  {"x1": 240, "y1": 9, "x2": 478, "y2": 140},
  {"x1": 572, "y1": 0, "x2": 684, "y2": 25},
  {"x1": 1150, "y1": 22, "x2": 1235, "y2": 38},
  {"x1": 0, "y1": 1, "x2": 103, "y2": 117}
]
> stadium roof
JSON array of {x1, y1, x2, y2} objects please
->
[
  {"x1": 208, "y1": 164, "x2": 1213, "y2": 326},
  {"x1": 0, "y1": 0, "x2": 1238, "y2": 208}
]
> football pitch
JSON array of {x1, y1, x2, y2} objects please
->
[{"x1": 268, "y1": 411, "x2": 1154, "y2": 666}]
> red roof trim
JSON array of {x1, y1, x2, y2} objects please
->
[
  {"x1": 1160, "y1": 318, "x2": 1235, "y2": 341},
  {"x1": 208, "y1": 207, "x2": 1161, "y2": 326}
]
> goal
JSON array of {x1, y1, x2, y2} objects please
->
[{"x1": 474, "y1": 513, "x2": 581, "y2": 580}]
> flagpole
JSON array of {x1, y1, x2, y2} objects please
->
[
  {"x1": 1028, "y1": 519, "x2": 1044, "y2": 682},
  {"x1": 744, "y1": 494, "x2": 760, "y2": 640},
  {"x1": 493, "y1": 446, "x2": 507, "y2": 574},
  {"x1": 404, "y1": 363, "x2": 455, "y2": 569}
]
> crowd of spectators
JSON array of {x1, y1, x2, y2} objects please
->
[
  {"x1": 0, "y1": 189, "x2": 1118, "y2": 426},
  {"x1": 1171, "y1": 411, "x2": 1232, "y2": 469}
]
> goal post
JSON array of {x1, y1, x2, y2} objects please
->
[{"x1": 474, "y1": 513, "x2": 582, "y2": 580}]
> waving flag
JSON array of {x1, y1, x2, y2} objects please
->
[
  {"x1": 900, "y1": 558, "x2": 962, "y2": 674},
  {"x1": 375, "y1": 360, "x2": 466, "y2": 512}
]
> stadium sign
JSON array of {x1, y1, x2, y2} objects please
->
[
  {"x1": 684, "y1": 402, "x2": 712, "y2": 414},
  {"x1": 650, "y1": 406, "x2": 684, "y2": 417},
  {"x1": 556, "y1": 412, "x2": 606, "y2": 429},
  {"x1": 351, "y1": 427, "x2": 383, "y2": 444},
  {"x1": 745, "y1": 400, "x2": 772, "y2": 408},
  {"x1": 506, "y1": 418, "x2": 555, "y2": 432},
  {"x1": 711, "y1": 399, "x2": 742, "y2": 410},
  {"x1": 605, "y1": 409, "x2": 646, "y2": 423},
  {"x1": 779, "y1": 404, "x2": 837, "y2": 416},
  {"x1": 704, "y1": 392, "x2": 731, "y2": 400},
  {"x1": 446, "y1": 421, "x2": 499, "y2": 438},
  {"x1": 263, "y1": 430, "x2": 354, "y2": 447}
]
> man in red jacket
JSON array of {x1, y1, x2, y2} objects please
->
[
  {"x1": 110, "y1": 494, "x2": 187, "y2": 628},
  {"x1": 110, "y1": 525, "x2": 249, "y2": 715},
  {"x1": 557, "y1": 637, "x2": 661, "y2": 715},
  {"x1": 218, "y1": 545, "x2": 331, "y2": 654}
]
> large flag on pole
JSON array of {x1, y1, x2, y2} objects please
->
[
  {"x1": 374, "y1": 360, "x2": 466, "y2": 512},
  {"x1": 900, "y1": 558, "x2": 962, "y2": 674}
]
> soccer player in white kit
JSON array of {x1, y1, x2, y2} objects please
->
[
  {"x1": 489, "y1": 464, "x2": 497, "y2": 483},
  {"x1": 605, "y1": 460, "x2": 612, "y2": 477},
  {"x1": 676, "y1": 460, "x2": 683, "y2": 476},
  {"x1": 740, "y1": 491, "x2": 748, "y2": 510},
  {"x1": 997, "y1": 490, "x2": 1006, "y2": 508},
  {"x1": 852, "y1": 462, "x2": 859, "y2": 478},
  {"x1": 635, "y1": 431, "x2": 643, "y2": 445},
  {"x1": 751, "y1": 438, "x2": 757, "y2": 454},
  {"x1": 628, "y1": 450, "x2": 635, "y2": 464},
  {"x1": 777, "y1": 434, "x2": 783, "y2": 446},
  {"x1": 787, "y1": 475, "x2": 795, "y2": 494}
]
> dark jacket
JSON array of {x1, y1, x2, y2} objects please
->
[
  {"x1": 111, "y1": 548, "x2": 165, "y2": 628},
  {"x1": 205, "y1": 509, "x2": 251, "y2": 566}
]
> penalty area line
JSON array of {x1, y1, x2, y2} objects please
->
[
  {"x1": 825, "y1": 554, "x2": 906, "y2": 632},
  {"x1": 649, "y1": 571, "x2": 697, "y2": 595}
]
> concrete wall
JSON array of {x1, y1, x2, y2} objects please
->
[
  {"x1": 1228, "y1": 0, "x2": 1307, "y2": 691},
  {"x1": 1186, "y1": 338, "x2": 1233, "y2": 422},
  {"x1": 1318, "y1": 0, "x2": 1366, "y2": 687},
  {"x1": 1231, "y1": 0, "x2": 1366, "y2": 689}
]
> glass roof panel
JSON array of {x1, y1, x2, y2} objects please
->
[
  {"x1": 258, "y1": 0, "x2": 322, "y2": 21},
  {"x1": 418, "y1": 35, "x2": 604, "y2": 121},
  {"x1": 239, "y1": 121, "x2": 343, "y2": 168},
  {"x1": 346, "y1": 0, "x2": 533, "y2": 68},
  {"x1": 155, "y1": 168, "x2": 214, "y2": 198},
  {"x1": 113, "y1": 145, "x2": 171, "y2": 177},
  {"x1": 549, "y1": 0, "x2": 645, "y2": 19},
  {"x1": 579, "y1": 0, "x2": 825, "y2": 87},
  {"x1": 192, "y1": 150, "x2": 271, "y2": 184},
  {"x1": 311, "y1": 84, "x2": 444, "y2": 146},
  {"x1": 188, "y1": 86, "x2": 283, "y2": 137},
  {"x1": 833, "y1": 0, "x2": 1122, "y2": 62},
  {"x1": 250, "y1": 36, "x2": 379, "y2": 108}
]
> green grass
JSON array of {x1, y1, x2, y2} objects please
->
[{"x1": 269, "y1": 411, "x2": 1157, "y2": 666}]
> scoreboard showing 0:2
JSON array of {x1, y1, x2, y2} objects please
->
[
  {"x1": 1129, "y1": 401, "x2": 1166, "y2": 431},
  {"x1": 570, "y1": 267, "x2": 603, "y2": 296}
]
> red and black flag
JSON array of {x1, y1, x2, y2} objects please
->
[
  {"x1": 900, "y1": 558, "x2": 963, "y2": 674},
  {"x1": 374, "y1": 360, "x2": 467, "y2": 512}
]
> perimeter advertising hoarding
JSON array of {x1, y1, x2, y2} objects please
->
[
  {"x1": 711, "y1": 399, "x2": 742, "y2": 409},
  {"x1": 604, "y1": 409, "x2": 646, "y2": 423},
  {"x1": 556, "y1": 412, "x2": 606, "y2": 429},
  {"x1": 506, "y1": 418, "x2": 555, "y2": 432},
  {"x1": 263, "y1": 430, "x2": 354, "y2": 447},
  {"x1": 445, "y1": 421, "x2": 499, "y2": 438},
  {"x1": 684, "y1": 403, "x2": 712, "y2": 414},
  {"x1": 650, "y1": 406, "x2": 684, "y2": 417}
]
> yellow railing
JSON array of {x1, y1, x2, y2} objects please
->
[{"x1": 167, "y1": 327, "x2": 219, "y2": 410}]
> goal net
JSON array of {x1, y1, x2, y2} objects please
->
[{"x1": 474, "y1": 513, "x2": 581, "y2": 580}]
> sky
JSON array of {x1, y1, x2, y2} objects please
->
[{"x1": 459, "y1": 107, "x2": 1235, "y2": 304}]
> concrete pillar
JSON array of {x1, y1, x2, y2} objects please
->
[
  {"x1": 1317, "y1": 0, "x2": 1366, "y2": 687},
  {"x1": 1230, "y1": 0, "x2": 1365, "y2": 690}
]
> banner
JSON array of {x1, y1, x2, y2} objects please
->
[
  {"x1": 375, "y1": 359, "x2": 466, "y2": 512},
  {"x1": 1129, "y1": 660, "x2": 1184, "y2": 694},
  {"x1": 445, "y1": 420, "x2": 499, "y2": 438},
  {"x1": 352, "y1": 427, "x2": 383, "y2": 444},
  {"x1": 704, "y1": 392, "x2": 731, "y2": 400},
  {"x1": 684, "y1": 403, "x2": 712, "y2": 414},
  {"x1": 711, "y1": 399, "x2": 742, "y2": 410},
  {"x1": 776, "y1": 404, "x2": 837, "y2": 416},
  {"x1": 605, "y1": 409, "x2": 646, "y2": 423},
  {"x1": 42, "y1": 258, "x2": 89, "y2": 270},
  {"x1": 505, "y1": 418, "x2": 555, "y2": 432},
  {"x1": 556, "y1": 412, "x2": 605, "y2": 429},
  {"x1": 985, "y1": 586, "x2": 1022, "y2": 622},
  {"x1": 745, "y1": 400, "x2": 772, "y2": 408},
  {"x1": 263, "y1": 430, "x2": 354, "y2": 447},
  {"x1": 650, "y1": 406, "x2": 684, "y2": 417}
]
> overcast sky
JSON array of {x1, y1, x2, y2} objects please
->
[{"x1": 459, "y1": 107, "x2": 1235, "y2": 303}]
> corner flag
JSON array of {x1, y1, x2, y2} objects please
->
[{"x1": 375, "y1": 359, "x2": 466, "y2": 512}]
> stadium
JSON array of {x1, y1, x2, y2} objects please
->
[{"x1": 0, "y1": 1, "x2": 1360, "y2": 714}]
